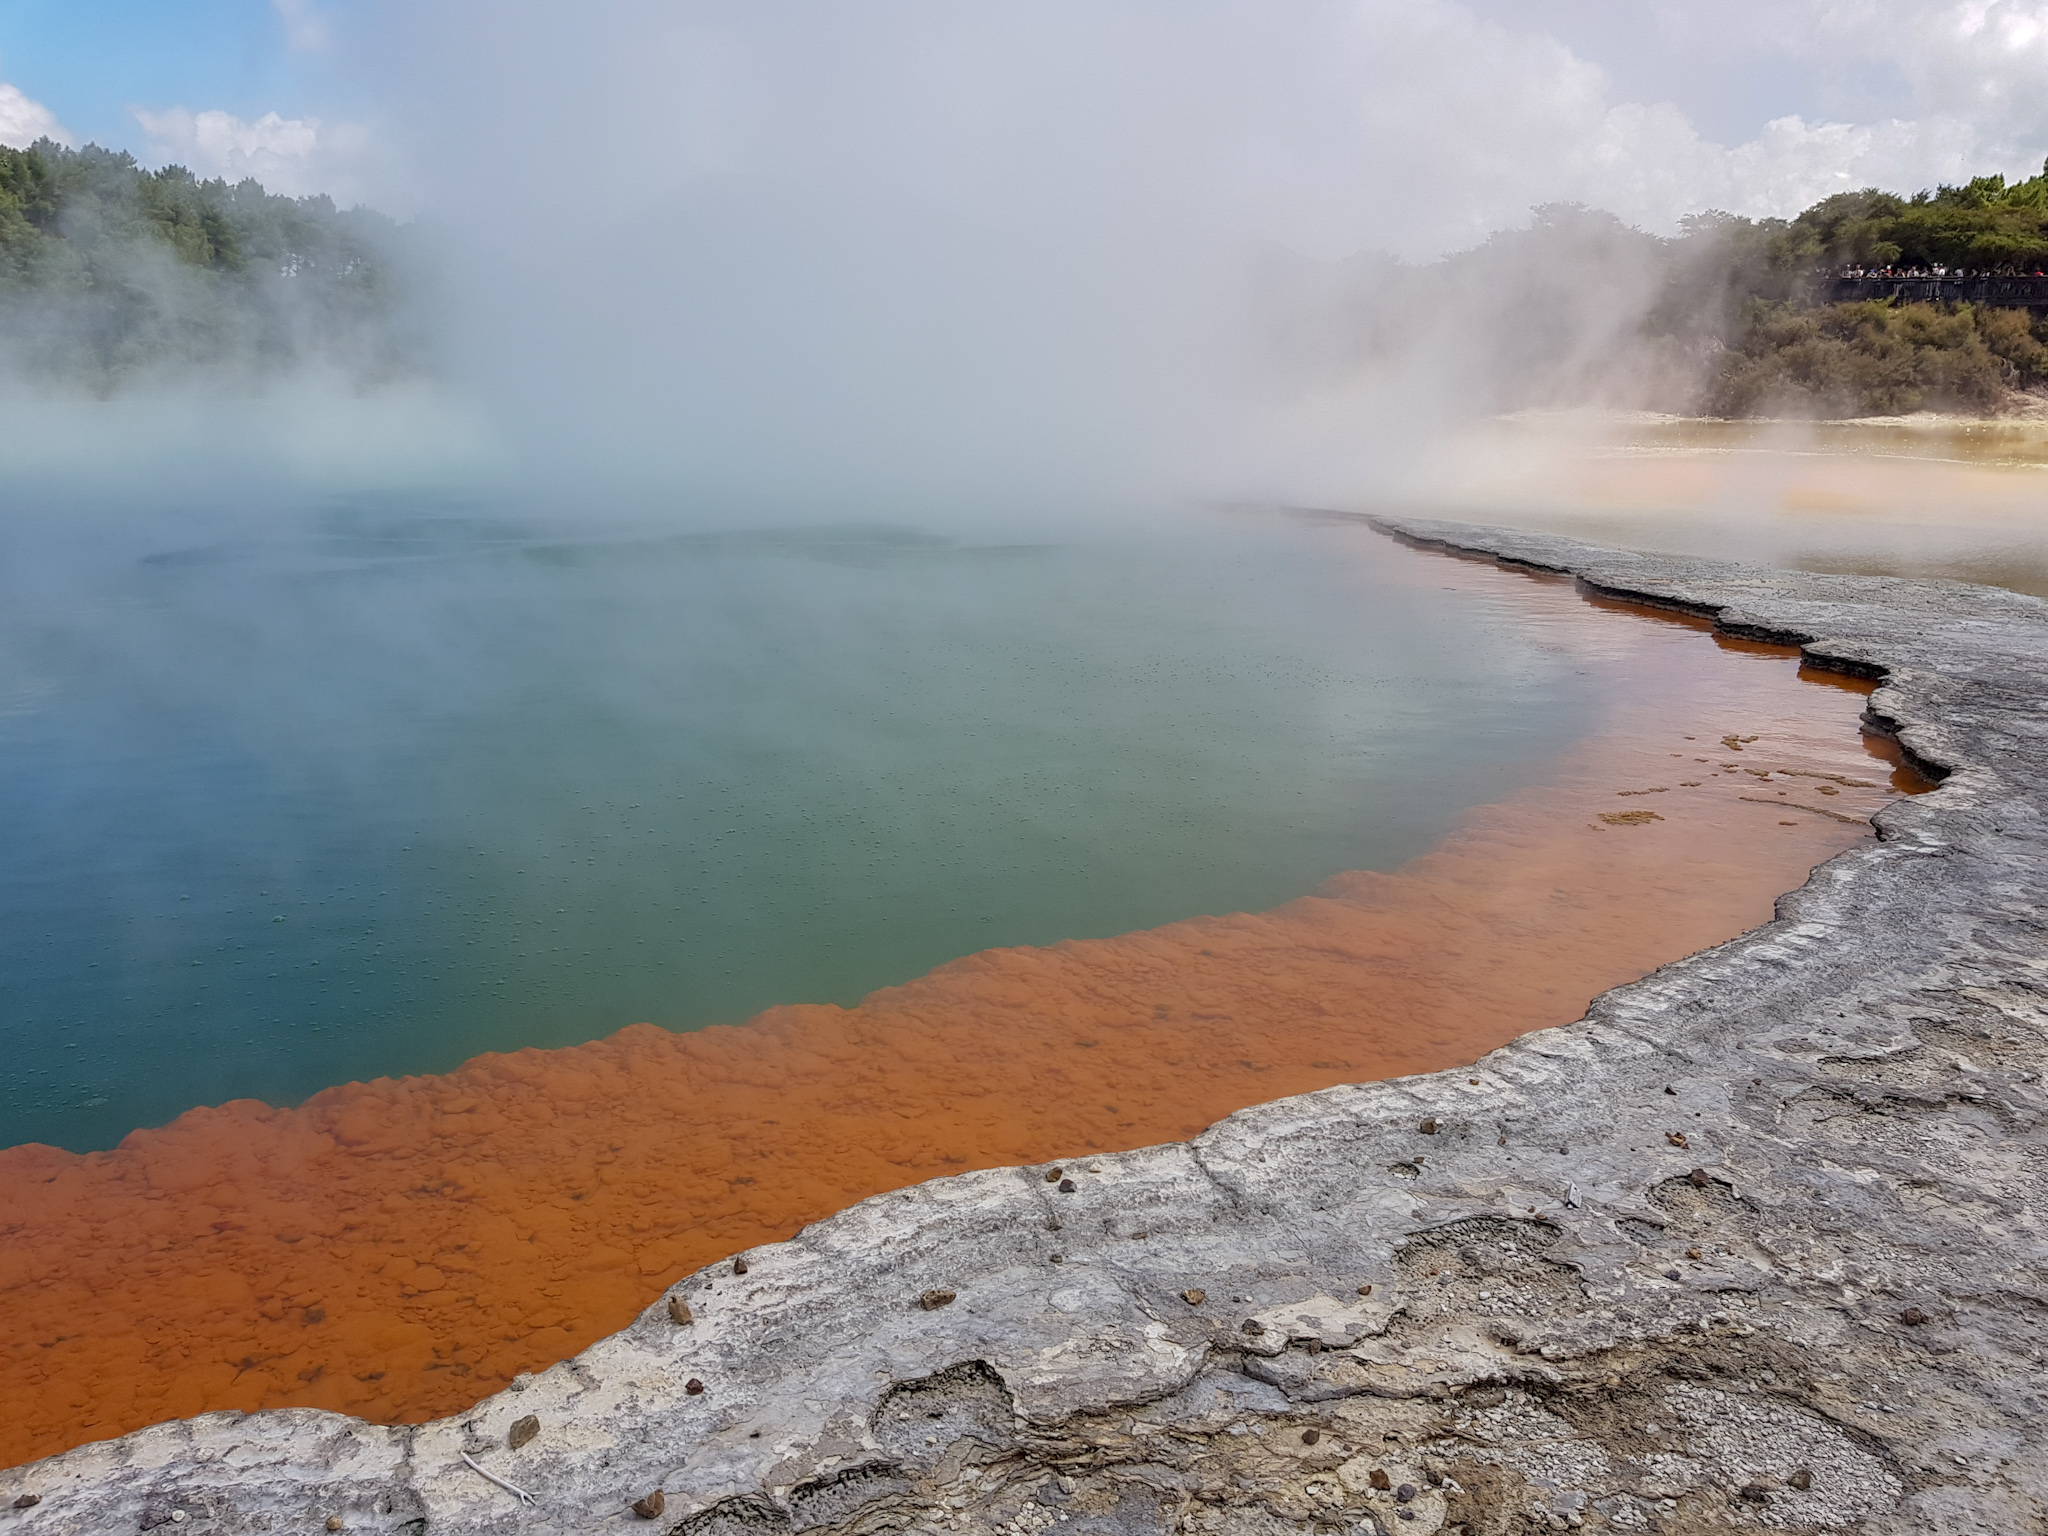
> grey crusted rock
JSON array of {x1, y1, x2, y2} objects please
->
[{"x1": 6, "y1": 517, "x2": 2048, "y2": 1532}]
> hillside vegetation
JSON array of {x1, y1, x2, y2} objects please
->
[
  {"x1": 1677, "y1": 163, "x2": 2048, "y2": 416},
  {"x1": 0, "y1": 138, "x2": 412, "y2": 389},
  {"x1": 8, "y1": 129, "x2": 2048, "y2": 418},
  {"x1": 1266, "y1": 163, "x2": 2048, "y2": 421},
  {"x1": 1461, "y1": 164, "x2": 2048, "y2": 419}
]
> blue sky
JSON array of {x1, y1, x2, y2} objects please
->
[{"x1": 0, "y1": 0, "x2": 353, "y2": 147}]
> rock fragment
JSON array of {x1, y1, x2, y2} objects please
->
[
  {"x1": 1369, "y1": 1469, "x2": 1392, "y2": 1491},
  {"x1": 732, "y1": 1258, "x2": 748, "y2": 1276},
  {"x1": 1418, "y1": 1117, "x2": 1438, "y2": 1134},
  {"x1": 1242, "y1": 1318, "x2": 1265, "y2": 1336},
  {"x1": 1901, "y1": 1306, "x2": 1927, "y2": 1325},
  {"x1": 1689, "y1": 1168, "x2": 1710, "y2": 1186},
  {"x1": 1789, "y1": 1468, "x2": 1813, "y2": 1490},
  {"x1": 918, "y1": 1289, "x2": 956, "y2": 1310},
  {"x1": 1043, "y1": 1167, "x2": 1063, "y2": 1183},
  {"x1": 685, "y1": 1378, "x2": 704, "y2": 1395},
  {"x1": 632, "y1": 1490, "x2": 666, "y2": 1520},
  {"x1": 1666, "y1": 1130, "x2": 1689, "y2": 1148},
  {"x1": 1058, "y1": 1178, "x2": 1076, "y2": 1193},
  {"x1": 325, "y1": 1520, "x2": 341, "y2": 1532},
  {"x1": 667, "y1": 1295, "x2": 693, "y2": 1326},
  {"x1": 1181, "y1": 1288, "x2": 1206, "y2": 1306},
  {"x1": 1301, "y1": 1428, "x2": 1320, "y2": 1445},
  {"x1": 14, "y1": 1495, "x2": 39, "y2": 1510},
  {"x1": 507, "y1": 1413, "x2": 539, "y2": 1450}
]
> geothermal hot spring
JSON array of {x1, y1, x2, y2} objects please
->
[{"x1": 0, "y1": 491, "x2": 1924, "y2": 1467}]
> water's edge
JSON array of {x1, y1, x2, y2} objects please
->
[{"x1": 7, "y1": 516, "x2": 2046, "y2": 1533}]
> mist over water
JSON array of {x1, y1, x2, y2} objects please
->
[{"x1": 0, "y1": 6, "x2": 1762, "y2": 1154}]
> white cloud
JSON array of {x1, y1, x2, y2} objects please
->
[
  {"x1": 1480, "y1": 0, "x2": 2048, "y2": 220},
  {"x1": 0, "y1": 82, "x2": 68, "y2": 149},
  {"x1": 130, "y1": 105, "x2": 373, "y2": 202}
]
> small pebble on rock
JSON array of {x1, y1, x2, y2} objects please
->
[
  {"x1": 1182, "y1": 1288, "x2": 1206, "y2": 1306},
  {"x1": 732, "y1": 1258, "x2": 748, "y2": 1276},
  {"x1": 1664, "y1": 1269, "x2": 1682, "y2": 1281},
  {"x1": 1789, "y1": 1468, "x2": 1813, "y2": 1491},
  {"x1": 1666, "y1": 1131, "x2": 1689, "y2": 1148},
  {"x1": 1418, "y1": 1118, "x2": 1438, "y2": 1135},
  {"x1": 1369, "y1": 1469, "x2": 1392, "y2": 1491},
  {"x1": 632, "y1": 1490, "x2": 666, "y2": 1520},
  {"x1": 1357, "y1": 1284, "x2": 1374, "y2": 1297},
  {"x1": 1395, "y1": 1483, "x2": 1415, "y2": 1503},
  {"x1": 685, "y1": 1378, "x2": 705, "y2": 1395},
  {"x1": 1242, "y1": 1318, "x2": 1265, "y2": 1335},
  {"x1": 1665, "y1": 1086, "x2": 1677, "y2": 1095},
  {"x1": 919, "y1": 1289, "x2": 956, "y2": 1310},
  {"x1": 1044, "y1": 1168, "x2": 1063, "y2": 1183},
  {"x1": 668, "y1": 1296, "x2": 693, "y2": 1326},
  {"x1": 1689, "y1": 1168, "x2": 1711, "y2": 1187},
  {"x1": 1901, "y1": 1306, "x2": 1927, "y2": 1325},
  {"x1": 1686, "y1": 1247, "x2": 1702, "y2": 1260},
  {"x1": 326, "y1": 1520, "x2": 342, "y2": 1532},
  {"x1": 1058, "y1": 1178, "x2": 1076, "y2": 1193},
  {"x1": 1301, "y1": 1429, "x2": 1320, "y2": 1445},
  {"x1": 14, "y1": 1495, "x2": 40, "y2": 1510},
  {"x1": 508, "y1": 1413, "x2": 539, "y2": 1450}
]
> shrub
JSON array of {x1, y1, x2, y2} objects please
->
[{"x1": 1704, "y1": 300, "x2": 2041, "y2": 417}]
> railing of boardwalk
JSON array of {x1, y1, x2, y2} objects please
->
[{"x1": 1821, "y1": 273, "x2": 2048, "y2": 310}]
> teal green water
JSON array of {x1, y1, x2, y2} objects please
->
[{"x1": 0, "y1": 502, "x2": 1598, "y2": 1151}]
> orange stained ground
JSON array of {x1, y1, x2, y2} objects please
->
[{"x1": 0, "y1": 550, "x2": 1929, "y2": 1470}]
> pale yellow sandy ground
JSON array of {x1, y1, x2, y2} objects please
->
[{"x1": 1379, "y1": 409, "x2": 2048, "y2": 599}]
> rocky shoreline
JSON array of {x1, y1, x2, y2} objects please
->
[{"x1": 7, "y1": 516, "x2": 2046, "y2": 1535}]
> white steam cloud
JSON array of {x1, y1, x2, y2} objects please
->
[{"x1": 14, "y1": 0, "x2": 2048, "y2": 507}]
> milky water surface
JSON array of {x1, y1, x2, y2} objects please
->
[{"x1": 0, "y1": 500, "x2": 1600, "y2": 1151}]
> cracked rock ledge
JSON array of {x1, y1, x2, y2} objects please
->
[{"x1": 8, "y1": 515, "x2": 2048, "y2": 1536}]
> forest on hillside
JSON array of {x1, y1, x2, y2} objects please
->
[
  {"x1": 6, "y1": 127, "x2": 2048, "y2": 418},
  {"x1": 1643, "y1": 163, "x2": 2048, "y2": 415},
  {"x1": 0, "y1": 138, "x2": 414, "y2": 389},
  {"x1": 1269, "y1": 162, "x2": 2048, "y2": 420}
]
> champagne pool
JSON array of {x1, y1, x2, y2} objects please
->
[{"x1": 0, "y1": 499, "x2": 1600, "y2": 1153}]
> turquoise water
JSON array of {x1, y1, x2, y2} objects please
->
[{"x1": 0, "y1": 500, "x2": 1599, "y2": 1152}]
